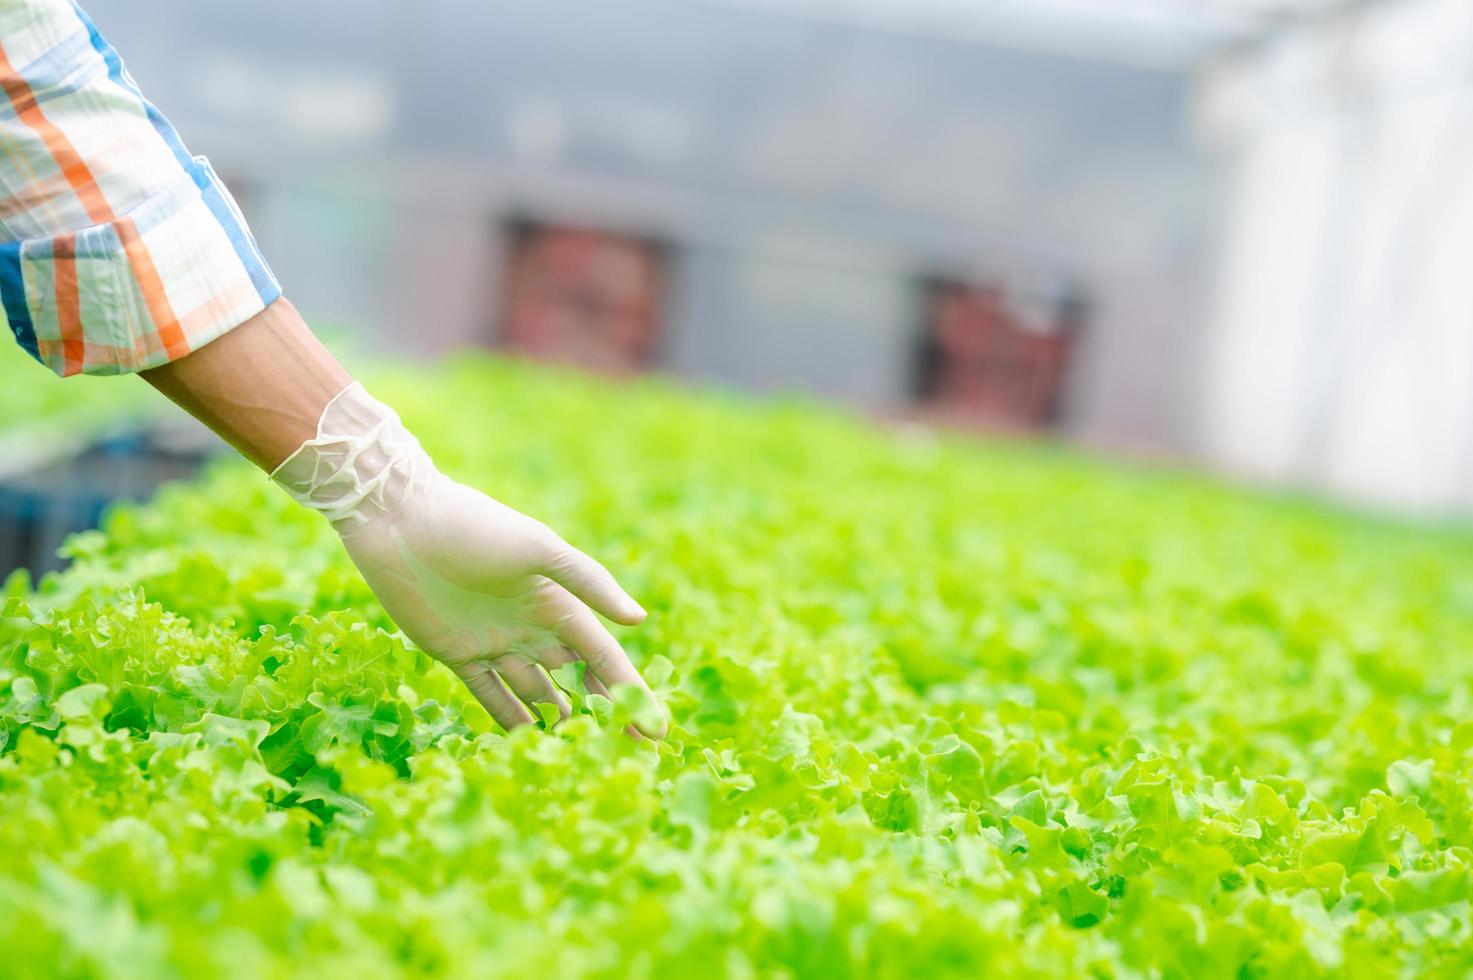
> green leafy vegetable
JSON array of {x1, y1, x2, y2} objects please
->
[{"x1": 3, "y1": 356, "x2": 1473, "y2": 977}]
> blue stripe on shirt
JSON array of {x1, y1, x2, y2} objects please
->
[
  {"x1": 0, "y1": 32, "x2": 94, "y2": 120},
  {"x1": 190, "y1": 161, "x2": 280, "y2": 304},
  {"x1": 71, "y1": 2, "x2": 190, "y2": 170},
  {"x1": 71, "y1": 1, "x2": 278, "y2": 307},
  {"x1": 0, "y1": 244, "x2": 40, "y2": 363}
]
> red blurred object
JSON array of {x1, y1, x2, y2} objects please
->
[
  {"x1": 914, "y1": 278, "x2": 1083, "y2": 430},
  {"x1": 497, "y1": 221, "x2": 666, "y2": 373}
]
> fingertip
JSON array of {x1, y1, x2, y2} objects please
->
[
  {"x1": 619, "y1": 599, "x2": 648, "y2": 626},
  {"x1": 635, "y1": 697, "x2": 668, "y2": 740}
]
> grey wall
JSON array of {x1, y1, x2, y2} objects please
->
[{"x1": 81, "y1": 0, "x2": 1207, "y2": 449}]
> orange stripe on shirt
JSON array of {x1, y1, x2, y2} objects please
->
[
  {"x1": 117, "y1": 217, "x2": 189, "y2": 359},
  {"x1": 52, "y1": 233, "x2": 85, "y2": 376},
  {"x1": 0, "y1": 41, "x2": 114, "y2": 226}
]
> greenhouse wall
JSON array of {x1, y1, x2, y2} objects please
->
[{"x1": 77, "y1": 0, "x2": 1207, "y2": 452}]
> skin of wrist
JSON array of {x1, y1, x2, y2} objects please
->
[{"x1": 139, "y1": 297, "x2": 353, "y2": 470}]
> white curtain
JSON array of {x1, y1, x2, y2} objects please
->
[{"x1": 1195, "y1": 0, "x2": 1473, "y2": 511}]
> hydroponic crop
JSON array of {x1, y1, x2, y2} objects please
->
[{"x1": 4, "y1": 358, "x2": 1473, "y2": 978}]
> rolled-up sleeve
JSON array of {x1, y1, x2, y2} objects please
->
[{"x1": 0, "y1": 0, "x2": 280, "y2": 376}]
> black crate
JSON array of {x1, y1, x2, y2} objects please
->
[{"x1": 0, "y1": 428, "x2": 217, "y2": 579}]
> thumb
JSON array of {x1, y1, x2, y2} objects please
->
[{"x1": 541, "y1": 543, "x2": 647, "y2": 625}]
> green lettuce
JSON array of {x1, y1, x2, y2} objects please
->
[{"x1": 3, "y1": 356, "x2": 1473, "y2": 977}]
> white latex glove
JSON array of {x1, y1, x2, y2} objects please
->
[{"x1": 271, "y1": 382, "x2": 664, "y2": 736}]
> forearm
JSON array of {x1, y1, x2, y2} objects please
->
[
  {"x1": 9, "y1": 3, "x2": 659, "y2": 736},
  {"x1": 139, "y1": 298, "x2": 351, "y2": 470}
]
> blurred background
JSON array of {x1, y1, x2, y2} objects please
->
[{"x1": 8, "y1": 0, "x2": 1473, "y2": 574}]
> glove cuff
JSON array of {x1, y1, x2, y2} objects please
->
[{"x1": 270, "y1": 382, "x2": 435, "y2": 532}]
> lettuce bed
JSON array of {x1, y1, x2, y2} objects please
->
[{"x1": 4, "y1": 359, "x2": 1473, "y2": 978}]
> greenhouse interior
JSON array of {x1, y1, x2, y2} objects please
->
[{"x1": 4, "y1": 0, "x2": 1473, "y2": 976}]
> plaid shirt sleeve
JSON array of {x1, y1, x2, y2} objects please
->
[{"x1": 0, "y1": 0, "x2": 280, "y2": 377}]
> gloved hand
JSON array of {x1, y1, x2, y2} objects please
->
[{"x1": 271, "y1": 382, "x2": 664, "y2": 736}]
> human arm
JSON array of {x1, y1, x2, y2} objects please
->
[
  {"x1": 142, "y1": 299, "x2": 664, "y2": 735},
  {"x1": 0, "y1": 1, "x2": 662, "y2": 734}
]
